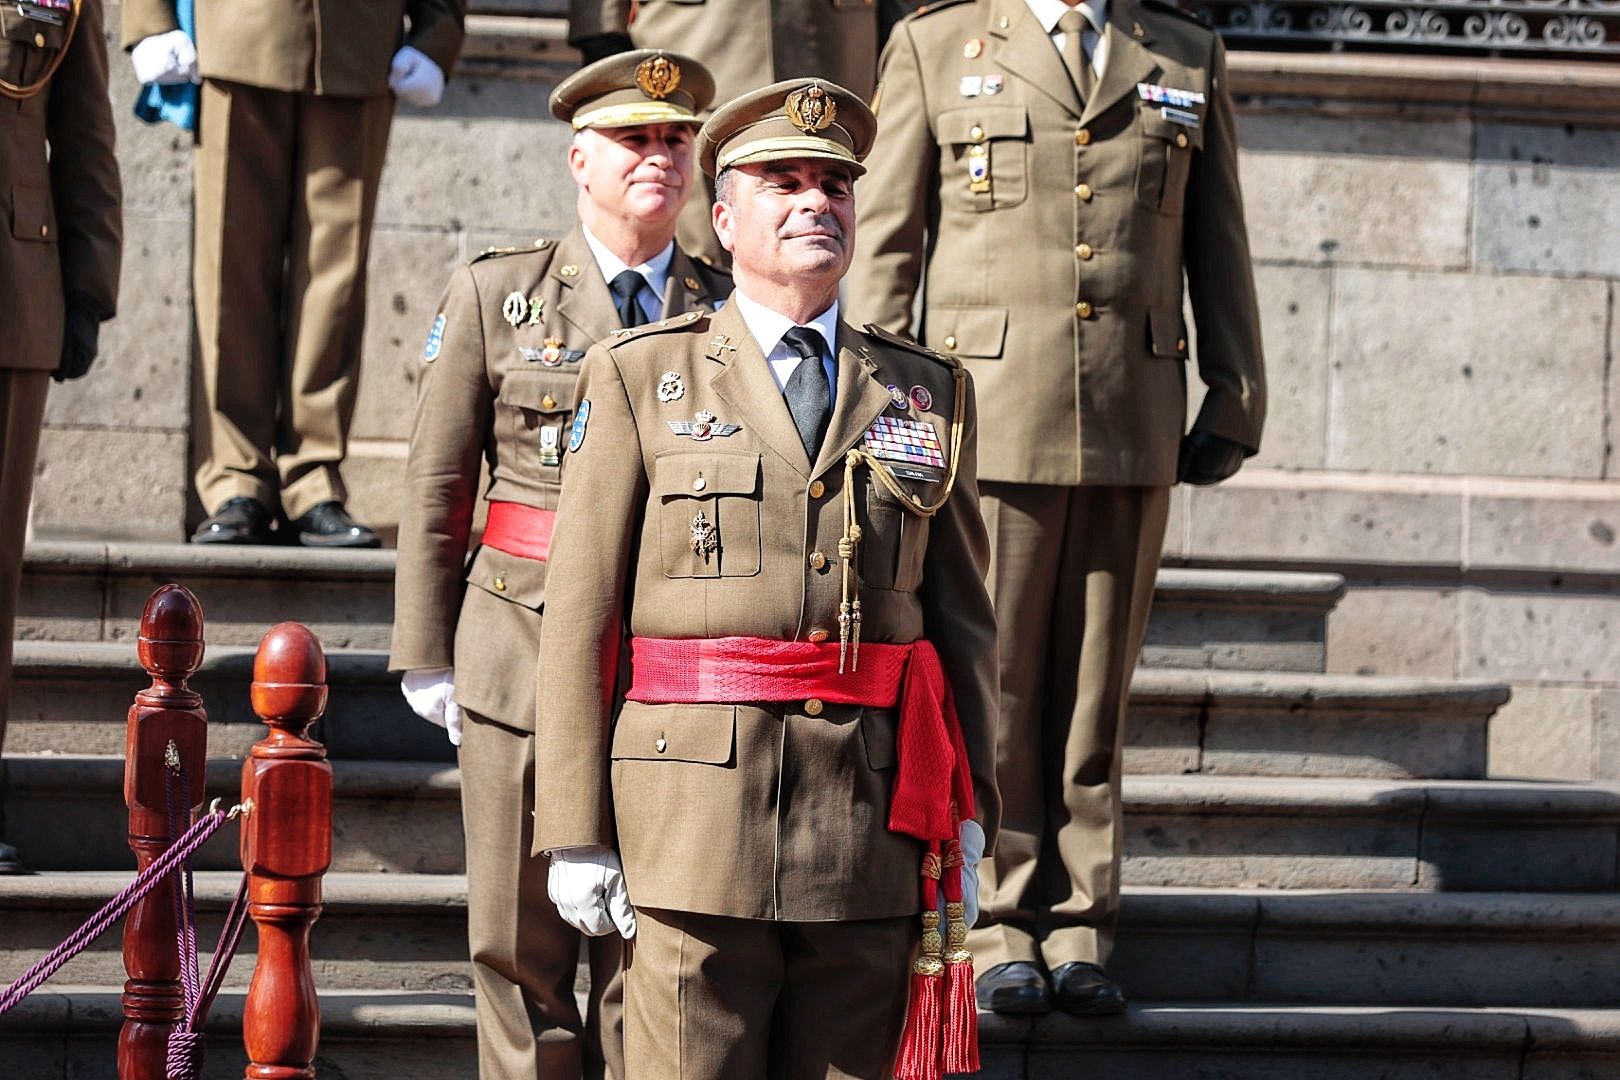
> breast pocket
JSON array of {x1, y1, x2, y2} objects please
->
[
  {"x1": 0, "y1": 5, "x2": 67, "y2": 93},
  {"x1": 497, "y1": 368, "x2": 577, "y2": 490},
  {"x1": 859, "y1": 476, "x2": 932, "y2": 593},
  {"x1": 1135, "y1": 106, "x2": 1204, "y2": 216},
  {"x1": 653, "y1": 451, "x2": 763, "y2": 579},
  {"x1": 936, "y1": 105, "x2": 1030, "y2": 214}
]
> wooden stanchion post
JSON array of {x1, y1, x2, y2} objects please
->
[
  {"x1": 240, "y1": 623, "x2": 332, "y2": 1080},
  {"x1": 120, "y1": 584, "x2": 208, "y2": 1080}
]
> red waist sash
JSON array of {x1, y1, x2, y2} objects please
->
[{"x1": 482, "y1": 501, "x2": 555, "y2": 562}]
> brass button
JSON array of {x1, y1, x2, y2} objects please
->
[
  {"x1": 943, "y1": 335, "x2": 958, "y2": 351},
  {"x1": 969, "y1": 125, "x2": 985, "y2": 142},
  {"x1": 656, "y1": 733, "x2": 668, "y2": 753},
  {"x1": 1177, "y1": 338, "x2": 1188, "y2": 352},
  {"x1": 692, "y1": 477, "x2": 707, "y2": 492},
  {"x1": 809, "y1": 480, "x2": 826, "y2": 499},
  {"x1": 33, "y1": 32, "x2": 45, "y2": 47},
  {"x1": 804, "y1": 698, "x2": 825, "y2": 717},
  {"x1": 1076, "y1": 243, "x2": 1093, "y2": 260},
  {"x1": 1176, "y1": 132, "x2": 1189, "y2": 149},
  {"x1": 39, "y1": 225, "x2": 48, "y2": 238},
  {"x1": 808, "y1": 551, "x2": 827, "y2": 571},
  {"x1": 808, "y1": 629, "x2": 829, "y2": 643},
  {"x1": 541, "y1": 394, "x2": 558, "y2": 409},
  {"x1": 1075, "y1": 301, "x2": 1093, "y2": 319},
  {"x1": 493, "y1": 576, "x2": 507, "y2": 592},
  {"x1": 1075, "y1": 183, "x2": 1093, "y2": 201},
  {"x1": 1076, "y1": 128, "x2": 1091, "y2": 146}
]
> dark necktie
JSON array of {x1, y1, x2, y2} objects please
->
[
  {"x1": 1060, "y1": 8, "x2": 1099, "y2": 102},
  {"x1": 782, "y1": 326, "x2": 831, "y2": 460},
  {"x1": 609, "y1": 269, "x2": 649, "y2": 329}
]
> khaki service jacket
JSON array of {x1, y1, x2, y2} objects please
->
[
  {"x1": 1, "y1": 0, "x2": 121, "y2": 369},
  {"x1": 847, "y1": 0, "x2": 1264, "y2": 486},
  {"x1": 389, "y1": 227, "x2": 729, "y2": 731},
  {"x1": 532, "y1": 300, "x2": 1000, "y2": 921},
  {"x1": 122, "y1": 0, "x2": 464, "y2": 97}
]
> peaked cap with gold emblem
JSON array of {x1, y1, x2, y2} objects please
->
[
  {"x1": 549, "y1": 50, "x2": 716, "y2": 130},
  {"x1": 696, "y1": 78, "x2": 877, "y2": 178}
]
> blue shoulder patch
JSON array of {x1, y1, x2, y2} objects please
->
[
  {"x1": 423, "y1": 313, "x2": 446, "y2": 362},
  {"x1": 569, "y1": 399, "x2": 591, "y2": 452}
]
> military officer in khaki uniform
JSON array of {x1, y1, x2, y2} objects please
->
[
  {"x1": 535, "y1": 79, "x2": 1000, "y2": 1080},
  {"x1": 390, "y1": 51, "x2": 728, "y2": 1080},
  {"x1": 0, "y1": 0, "x2": 122, "y2": 874},
  {"x1": 847, "y1": 0, "x2": 1265, "y2": 1016},
  {"x1": 122, "y1": 0, "x2": 463, "y2": 547}
]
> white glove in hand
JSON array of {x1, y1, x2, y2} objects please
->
[
  {"x1": 955, "y1": 819, "x2": 985, "y2": 930},
  {"x1": 388, "y1": 45, "x2": 445, "y2": 107},
  {"x1": 400, "y1": 666, "x2": 463, "y2": 747},
  {"x1": 548, "y1": 846, "x2": 637, "y2": 939},
  {"x1": 131, "y1": 30, "x2": 199, "y2": 86}
]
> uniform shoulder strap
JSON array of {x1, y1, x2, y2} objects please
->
[
  {"x1": 1140, "y1": 0, "x2": 1214, "y2": 28},
  {"x1": 861, "y1": 323, "x2": 961, "y2": 371},
  {"x1": 605, "y1": 309, "x2": 709, "y2": 347}
]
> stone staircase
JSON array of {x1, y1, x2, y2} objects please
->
[{"x1": 4, "y1": 541, "x2": 1619, "y2": 1078}]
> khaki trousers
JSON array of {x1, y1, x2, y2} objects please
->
[
  {"x1": 461, "y1": 712, "x2": 625, "y2": 1080},
  {"x1": 0, "y1": 369, "x2": 50, "y2": 813},
  {"x1": 191, "y1": 78, "x2": 394, "y2": 519},
  {"x1": 625, "y1": 908, "x2": 914, "y2": 1080},
  {"x1": 969, "y1": 482, "x2": 1170, "y2": 971}
]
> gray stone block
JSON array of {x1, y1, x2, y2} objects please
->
[
  {"x1": 1236, "y1": 113, "x2": 1472, "y2": 270},
  {"x1": 1469, "y1": 491, "x2": 1620, "y2": 575},
  {"x1": 1461, "y1": 587, "x2": 1620, "y2": 684},
  {"x1": 1247, "y1": 263, "x2": 1331, "y2": 471},
  {"x1": 1488, "y1": 684, "x2": 1598, "y2": 782},
  {"x1": 1326, "y1": 585, "x2": 1460, "y2": 680},
  {"x1": 1473, "y1": 124, "x2": 1620, "y2": 278},
  {"x1": 1327, "y1": 270, "x2": 1609, "y2": 478},
  {"x1": 1145, "y1": 566, "x2": 1339, "y2": 674},
  {"x1": 29, "y1": 428, "x2": 189, "y2": 542},
  {"x1": 353, "y1": 228, "x2": 462, "y2": 442}
]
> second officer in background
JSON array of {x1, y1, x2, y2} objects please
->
[{"x1": 388, "y1": 51, "x2": 729, "y2": 1080}]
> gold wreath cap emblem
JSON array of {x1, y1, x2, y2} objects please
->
[
  {"x1": 785, "y1": 85, "x2": 837, "y2": 133},
  {"x1": 636, "y1": 55, "x2": 682, "y2": 100}
]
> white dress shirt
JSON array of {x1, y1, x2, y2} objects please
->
[
  {"x1": 731, "y1": 290, "x2": 840, "y2": 411},
  {"x1": 582, "y1": 225, "x2": 674, "y2": 325},
  {"x1": 1025, "y1": 0, "x2": 1109, "y2": 80}
]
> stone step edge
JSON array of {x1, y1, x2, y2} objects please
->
[
  {"x1": 4, "y1": 990, "x2": 1619, "y2": 1054},
  {"x1": 12, "y1": 758, "x2": 1610, "y2": 819},
  {"x1": 11, "y1": 640, "x2": 1504, "y2": 714},
  {"x1": 23, "y1": 540, "x2": 1345, "y2": 610},
  {"x1": 8, "y1": 875, "x2": 1620, "y2": 934}
]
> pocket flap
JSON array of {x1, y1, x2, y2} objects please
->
[
  {"x1": 1, "y1": 6, "x2": 68, "y2": 49},
  {"x1": 465, "y1": 544, "x2": 548, "y2": 608},
  {"x1": 611, "y1": 701, "x2": 736, "y2": 764},
  {"x1": 10, "y1": 184, "x2": 56, "y2": 244},
  {"x1": 651, "y1": 451, "x2": 761, "y2": 499},
  {"x1": 1148, "y1": 307, "x2": 1189, "y2": 360},
  {"x1": 925, "y1": 305, "x2": 1008, "y2": 360},
  {"x1": 936, "y1": 104, "x2": 1028, "y2": 145},
  {"x1": 498, "y1": 369, "x2": 574, "y2": 414},
  {"x1": 1140, "y1": 106, "x2": 1205, "y2": 150}
]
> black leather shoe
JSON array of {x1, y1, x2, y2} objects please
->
[
  {"x1": 191, "y1": 496, "x2": 276, "y2": 545},
  {"x1": 290, "y1": 501, "x2": 380, "y2": 548},
  {"x1": 975, "y1": 961, "x2": 1051, "y2": 1015},
  {"x1": 0, "y1": 840, "x2": 30, "y2": 875},
  {"x1": 1051, "y1": 962, "x2": 1126, "y2": 1016}
]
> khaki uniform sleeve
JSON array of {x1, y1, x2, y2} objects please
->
[
  {"x1": 1183, "y1": 34, "x2": 1265, "y2": 453},
  {"x1": 405, "y1": 0, "x2": 466, "y2": 82},
  {"x1": 847, "y1": 19, "x2": 935, "y2": 335},
  {"x1": 916, "y1": 373, "x2": 1001, "y2": 849},
  {"x1": 121, "y1": 0, "x2": 178, "y2": 48},
  {"x1": 567, "y1": 0, "x2": 632, "y2": 43},
  {"x1": 531, "y1": 342, "x2": 647, "y2": 853},
  {"x1": 50, "y1": 0, "x2": 122, "y2": 319},
  {"x1": 389, "y1": 267, "x2": 491, "y2": 672}
]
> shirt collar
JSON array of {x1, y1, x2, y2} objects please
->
[
  {"x1": 581, "y1": 224, "x2": 676, "y2": 296},
  {"x1": 1024, "y1": 0, "x2": 1107, "y2": 34},
  {"x1": 732, "y1": 290, "x2": 840, "y2": 360}
]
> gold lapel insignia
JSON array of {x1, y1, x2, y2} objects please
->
[
  {"x1": 1133, "y1": 20, "x2": 1146, "y2": 36},
  {"x1": 560, "y1": 264, "x2": 580, "y2": 278},
  {"x1": 636, "y1": 54, "x2": 682, "y2": 99},
  {"x1": 707, "y1": 333, "x2": 737, "y2": 361},
  {"x1": 786, "y1": 85, "x2": 837, "y2": 133},
  {"x1": 684, "y1": 275, "x2": 702, "y2": 291}
]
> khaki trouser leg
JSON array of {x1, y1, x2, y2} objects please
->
[
  {"x1": 625, "y1": 909, "x2": 913, "y2": 1080},
  {"x1": 0, "y1": 369, "x2": 50, "y2": 808},
  {"x1": 275, "y1": 91, "x2": 394, "y2": 519},
  {"x1": 461, "y1": 712, "x2": 626, "y2": 1080},
  {"x1": 192, "y1": 79, "x2": 293, "y2": 514}
]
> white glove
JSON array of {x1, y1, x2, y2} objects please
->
[
  {"x1": 955, "y1": 819, "x2": 985, "y2": 929},
  {"x1": 547, "y1": 845, "x2": 637, "y2": 939},
  {"x1": 388, "y1": 45, "x2": 445, "y2": 108},
  {"x1": 131, "y1": 30, "x2": 199, "y2": 86},
  {"x1": 400, "y1": 666, "x2": 463, "y2": 746}
]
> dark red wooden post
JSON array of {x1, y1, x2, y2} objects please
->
[
  {"x1": 240, "y1": 623, "x2": 332, "y2": 1080},
  {"x1": 120, "y1": 584, "x2": 208, "y2": 1080}
]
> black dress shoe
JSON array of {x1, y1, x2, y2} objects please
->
[
  {"x1": 290, "y1": 501, "x2": 380, "y2": 548},
  {"x1": 975, "y1": 960, "x2": 1051, "y2": 1015},
  {"x1": 1051, "y1": 961, "x2": 1127, "y2": 1016},
  {"x1": 192, "y1": 496, "x2": 277, "y2": 545},
  {"x1": 0, "y1": 840, "x2": 30, "y2": 875}
]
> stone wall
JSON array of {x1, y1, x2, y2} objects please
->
[{"x1": 32, "y1": 17, "x2": 1620, "y2": 775}]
